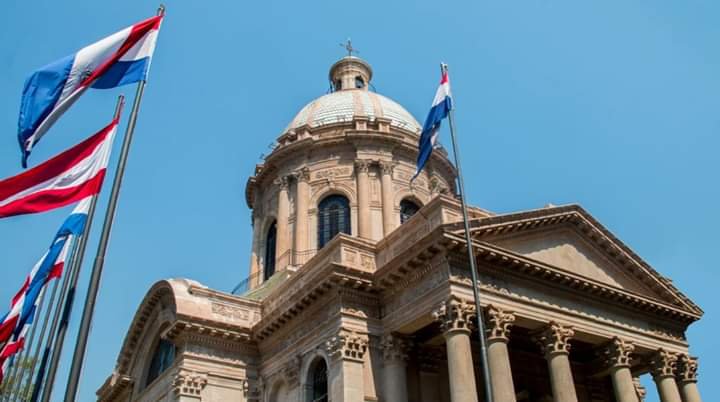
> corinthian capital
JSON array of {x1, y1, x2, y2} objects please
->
[
  {"x1": 432, "y1": 296, "x2": 476, "y2": 335},
  {"x1": 485, "y1": 305, "x2": 515, "y2": 343},
  {"x1": 381, "y1": 334, "x2": 411, "y2": 363},
  {"x1": 326, "y1": 330, "x2": 368, "y2": 362},
  {"x1": 274, "y1": 175, "x2": 290, "y2": 190},
  {"x1": 532, "y1": 322, "x2": 574, "y2": 357},
  {"x1": 601, "y1": 337, "x2": 635, "y2": 369},
  {"x1": 378, "y1": 160, "x2": 395, "y2": 175},
  {"x1": 649, "y1": 349, "x2": 678, "y2": 379},
  {"x1": 354, "y1": 160, "x2": 371, "y2": 174},
  {"x1": 172, "y1": 369, "x2": 208, "y2": 397},
  {"x1": 676, "y1": 354, "x2": 698, "y2": 383},
  {"x1": 295, "y1": 167, "x2": 310, "y2": 182}
]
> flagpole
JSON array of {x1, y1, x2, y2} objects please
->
[
  {"x1": 63, "y1": 5, "x2": 162, "y2": 390},
  {"x1": 443, "y1": 63, "x2": 494, "y2": 402}
]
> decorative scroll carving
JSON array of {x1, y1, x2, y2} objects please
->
[
  {"x1": 354, "y1": 160, "x2": 371, "y2": 174},
  {"x1": 274, "y1": 175, "x2": 290, "y2": 190},
  {"x1": 601, "y1": 337, "x2": 635, "y2": 369},
  {"x1": 296, "y1": 167, "x2": 311, "y2": 182},
  {"x1": 532, "y1": 322, "x2": 574, "y2": 357},
  {"x1": 432, "y1": 296, "x2": 476, "y2": 335},
  {"x1": 485, "y1": 305, "x2": 515, "y2": 342},
  {"x1": 676, "y1": 354, "x2": 698, "y2": 383},
  {"x1": 632, "y1": 377, "x2": 646, "y2": 402},
  {"x1": 649, "y1": 349, "x2": 678, "y2": 379},
  {"x1": 326, "y1": 330, "x2": 368, "y2": 362},
  {"x1": 172, "y1": 369, "x2": 208, "y2": 397},
  {"x1": 379, "y1": 160, "x2": 395, "y2": 176},
  {"x1": 381, "y1": 334, "x2": 411, "y2": 363},
  {"x1": 315, "y1": 167, "x2": 352, "y2": 180}
]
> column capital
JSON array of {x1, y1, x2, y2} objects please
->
[
  {"x1": 676, "y1": 354, "x2": 698, "y2": 384},
  {"x1": 649, "y1": 349, "x2": 678, "y2": 380},
  {"x1": 379, "y1": 160, "x2": 395, "y2": 175},
  {"x1": 601, "y1": 337, "x2": 635, "y2": 369},
  {"x1": 532, "y1": 322, "x2": 574, "y2": 357},
  {"x1": 325, "y1": 330, "x2": 368, "y2": 362},
  {"x1": 354, "y1": 159, "x2": 371, "y2": 174},
  {"x1": 274, "y1": 175, "x2": 290, "y2": 190},
  {"x1": 294, "y1": 167, "x2": 311, "y2": 182},
  {"x1": 172, "y1": 369, "x2": 208, "y2": 398},
  {"x1": 381, "y1": 333, "x2": 411, "y2": 363},
  {"x1": 485, "y1": 305, "x2": 515, "y2": 343},
  {"x1": 432, "y1": 296, "x2": 476, "y2": 335}
]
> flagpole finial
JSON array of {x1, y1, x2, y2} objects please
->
[
  {"x1": 157, "y1": 4, "x2": 166, "y2": 16},
  {"x1": 114, "y1": 95, "x2": 126, "y2": 121}
]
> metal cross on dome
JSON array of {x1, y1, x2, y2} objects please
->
[{"x1": 340, "y1": 38, "x2": 359, "y2": 57}]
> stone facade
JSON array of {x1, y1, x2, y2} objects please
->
[{"x1": 98, "y1": 56, "x2": 704, "y2": 402}]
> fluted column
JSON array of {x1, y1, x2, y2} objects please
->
[
  {"x1": 355, "y1": 160, "x2": 371, "y2": 239},
  {"x1": 677, "y1": 355, "x2": 702, "y2": 402},
  {"x1": 293, "y1": 168, "x2": 310, "y2": 265},
  {"x1": 602, "y1": 338, "x2": 639, "y2": 402},
  {"x1": 433, "y1": 297, "x2": 478, "y2": 402},
  {"x1": 379, "y1": 161, "x2": 395, "y2": 236},
  {"x1": 650, "y1": 349, "x2": 682, "y2": 402},
  {"x1": 381, "y1": 334, "x2": 410, "y2": 402},
  {"x1": 485, "y1": 306, "x2": 517, "y2": 402},
  {"x1": 275, "y1": 176, "x2": 290, "y2": 269},
  {"x1": 532, "y1": 322, "x2": 578, "y2": 402}
]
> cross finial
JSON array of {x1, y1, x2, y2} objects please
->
[{"x1": 340, "y1": 38, "x2": 358, "y2": 57}]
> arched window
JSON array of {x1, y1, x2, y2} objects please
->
[
  {"x1": 145, "y1": 339, "x2": 176, "y2": 387},
  {"x1": 318, "y1": 195, "x2": 351, "y2": 249},
  {"x1": 355, "y1": 76, "x2": 365, "y2": 89},
  {"x1": 310, "y1": 359, "x2": 328, "y2": 402},
  {"x1": 264, "y1": 221, "x2": 277, "y2": 281},
  {"x1": 400, "y1": 199, "x2": 421, "y2": 224}
]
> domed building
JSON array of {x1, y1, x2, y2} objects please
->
[{"x1": 98, "y1": 56, "x2": 704, "y2": 402}]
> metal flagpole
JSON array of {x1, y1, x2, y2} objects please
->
[
  {"x1": 442, "y1": 63, "x2": 494, "y2": 402},
  {"x1": 63, "y1": 2, "x2": 163, "y2": 390}
]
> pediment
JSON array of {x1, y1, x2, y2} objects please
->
[{"x1": 493, "y1": 228, "x2": 657, "y2": 297}]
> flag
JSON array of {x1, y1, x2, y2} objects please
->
[
  {"x1": 413, "y1": 67, "x2": 453, "y2": 180},
  {"x1": 18, "y1": 14, "x2": 163, "y2": 167},
  {"x1": 0, "y1": 118, "x2": 118, "y2": 218},
  {"x1": 0, "y1": 199, "x2": 90, "y2": 382}
]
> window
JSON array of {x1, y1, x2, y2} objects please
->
[
  {"x1": 400, "y1": 199, "x2": 421, "y2": 224},
  {"x1": 317, "y1": 195, "x2": 351, "y2": 248},
  {"x1": 355, "y1": 76, "x2": 365, "y2": 89},
  {"x1": 145, "y1": 339, "x2": 176, "y2": 386},
  {"x1": 264, "y1": 221, "x2": 277, "y2": 281},
  {"x1": 311, "y1": 359, "x2": 328, "y2": 402}
]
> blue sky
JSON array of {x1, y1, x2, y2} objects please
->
[{"x1": 1, "y1": 1, "x2": 717, "y2": 401}]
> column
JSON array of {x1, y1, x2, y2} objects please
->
[
  {"x1": 601, "y1": 337, "x2": 639, "y2": 402},
  {"x1": 293, "y1": 168, "x2": 310, "y2": 265},
  {"x1": 276, "y1": 176, "x2": 290, "y2": 269},
  {"x1": 650, "y1": 349, "x2": 682, "y2": 402},
  {"x1": 433, "y1": 297, "x2": 478, "y2": 402},
  {"x1": 381, "y1": 334, "x2": 410, "y2": 402},
  {"x1": 485, "y1": 306, "x2": 517, "y2": 402},
  {"x1": 676, "y1": 355, "x2": 702, "y2": 402},
  {"x1": 379, "y1": 160, "x2": 395, "y2": 236},
  {"x1": 249, "y1": 211, "x2": 262, "y2": 287},
  {"x1": 355, "y1": 160, "x2": 371, "y2": 239},
  {"x1": 326, "y1": 330, "x2": 368, "y2": 402},
  {"x1": 532, "y1": 322, "x2": 578, "y2": 402}
]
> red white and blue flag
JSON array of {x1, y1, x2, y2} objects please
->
[
  {"x1": 0, "y1": 119, "x2": 118, "y2": 219},
  {"x1": 18, "y1": 14, "x2": 162, "y2": 167},
  {"x1": 0, "y1": 198, "x2": 90, "y2": 382},
  {"x1": 413, "y1": 67, "x2": 453, "y2": 180}
]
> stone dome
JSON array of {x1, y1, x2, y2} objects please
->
[{"x1": 284, "y1": 90, "x2": 422, "y2": 134}]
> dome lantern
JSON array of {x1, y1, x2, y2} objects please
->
[{"x1": 329, "y1": 56, "x2": 373, "y2": 91}]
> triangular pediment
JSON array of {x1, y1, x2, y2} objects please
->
[{"x1": 459, "y1": 205, "x2": 702, "y2": 316}]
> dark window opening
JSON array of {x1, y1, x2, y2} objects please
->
[
  {"x1": 145, "y1": 339, "x2": 176, "y2": 387},
  {"x1": 400, "y1": 199, "x2": 421, "y2": 224},
  {"x1": 264, "y1": 221, "x2": 277, "y2": 281},
  {"x1": 355, "y1": 76, "x2": 365, "y2": 89},
  {"x1": 318, "y1": 195, "x2": 351, "y2": 248},
  {"x1": 311, "y1": 359, "x2": 328, "y2": 402}
]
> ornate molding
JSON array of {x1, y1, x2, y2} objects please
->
[
  {"x1": 325, "y1": 330, "x2": 368, "y2": 362},
  {"x1": 649, "y1": 349, "x2": 678, "y2": 379},
  {"x1": 354, "y1": 160, "x2": 371, "y2": 174},
  {"x1": 432, "y1": 296, "x2": 476, "y2": 335},
  {"x1": 172, "y1": 369, "x2": 208, "y2": 397},
  {"x1": 532, "y1": 322, "x2": 574, "y2": 357},
  {"x1": 381, "y1": 334, "x2": 411, "y2": 363},
  {"x1": 379, "y1": 160, "x2": 395, "y2": 176},
  {"x1": 485, "y1": 305, "x2": 515, "y2": 342},
  {"x1": 601, "y1": 337, "x2": 635, "y2": 369},
  {"x1": 295, "y1": 167, "x2": 311, "y2": 182},
  {"x1": 676, "y1": 354, "x2": 698, "y2": 383},
  {"x1": 274, "y1": 175, "x2": 290, "y2": 190}
]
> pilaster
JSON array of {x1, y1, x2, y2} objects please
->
[
  {"x1": 172, "y1": 369, "x2": 207, "y2": 402},
  {"x1": 275, "y1": 175, "x2": 291, "y2": 270},
  {"x1": 293, "y1": 168, "x2": 310, "y2": 265},
  {"x1": 355, "y1": 160, "x2": 372, "y2": 239},
  {"x1": 379, "y1": 160, "x2": 395, "y2": 236},
  {"x1": 325, "y1": 330, "x2": 368, "y2": 402}
]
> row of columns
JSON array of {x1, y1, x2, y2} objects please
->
[{"x1": 382, "y1": 297, "x2": 703, "y2": 402}]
